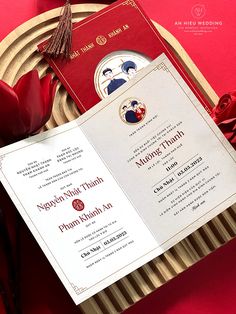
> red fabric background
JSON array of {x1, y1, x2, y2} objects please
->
[
  {"x1": 0, "y1": 1, "x2": 236, "y2": 313},
  {"x1": 139, "y1": 0, "x2": 236, "y2": 97}
]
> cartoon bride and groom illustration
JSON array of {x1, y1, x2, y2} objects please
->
[
  {"x1": 122, "y1": 100, "x2": 146, "y2": 124},
  {"x1": 101, "y1": 59, "x2": 146, "y2": 124},
  {"x1": 102, "y1": 60, "x2": 137, "y2": 95}
]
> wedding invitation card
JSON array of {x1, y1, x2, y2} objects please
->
[{"x1": 0, "y1": 54, "x2": 235, "y2": 304}]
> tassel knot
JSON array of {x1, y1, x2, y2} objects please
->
[{"x1": 44, "y1": 0, "x2": 72, "y2": 59}]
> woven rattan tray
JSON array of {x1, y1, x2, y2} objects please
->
[{"x1": 0, "y1": 3, "x2": 235, "y2": 313}]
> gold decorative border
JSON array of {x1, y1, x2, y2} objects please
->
[
  {"x1": 0, "y1": 155, "x2": 5, "y2": 170},
  {"x1": 154, "y1": 62, "x2": 169, "y2": 72},
  {"x1": 71, "y1": 282, "x2": 87, "y2": 295},
  {"x1": 122, "y1": 0, "x2": 138, "y2": 8}
]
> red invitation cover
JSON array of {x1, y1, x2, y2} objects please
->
[{"x1": 39, "y1": 0, "x2": 212, "y2": 113}]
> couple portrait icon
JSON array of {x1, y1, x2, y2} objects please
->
[
  {"x1": 103, "y1": 60, "x2": 137, "y2": 95},
  {"x1": 122, "y1": 100, "x2": 146, "y2": 124}
]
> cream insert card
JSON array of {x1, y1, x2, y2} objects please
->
[{"x1": 0, "y1": 54, "x2": 235, "y2": 305}]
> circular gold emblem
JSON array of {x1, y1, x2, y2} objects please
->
[{"x1": 96, "y1": 35, "x2": 107, "y2": 46}]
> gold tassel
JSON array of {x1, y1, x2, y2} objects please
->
[{"x1": 44, "y1": 0, "x2": 72, "y2": 59}]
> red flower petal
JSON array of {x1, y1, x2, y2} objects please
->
[
  {"x1": 13, "y1": 70, "x2": 43, "y2": 134},
  {"x1": 0, "y1": 70, "x2": 56, "y2": 144},
  {"x1": 0, "y1": 80, "x2": 26, "y2": 140},
  {"x1": 40, "y1": 74, "x2": 53, "y2": 112},
  {"x1": 211, "y1": 93, "x2": 236, "y2": 124},
  {"x1": 30, "y1": 74, "x2": 57, "y2": 134},
  {"x1": 218, "y1": 118, "x2": 236, "y2": 150},
  {"x1": 40, "y1": 74, "x2": 57, "y2": 120}
]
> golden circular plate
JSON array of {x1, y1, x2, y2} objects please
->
[{"x1": 0, "y1": 4, "x2": 233, "y2": 314}]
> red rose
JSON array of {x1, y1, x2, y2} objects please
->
[
  {"x1": 211, "y1": 91, "x2": 236, "y2": 150},
  {"x1": 211, "y1": 91, "x2": 236, "y2": 124},
  {"x1": 217, "y1": 118, "x2": 236, "y2": 150},
  {"x1": 0, "y1": 70, "x2": 57, "y2": 145}
]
